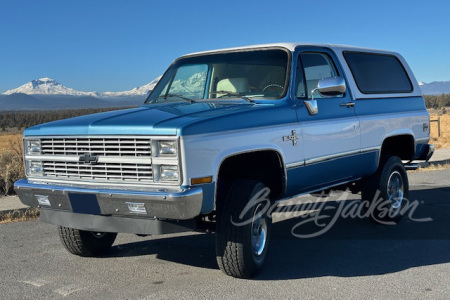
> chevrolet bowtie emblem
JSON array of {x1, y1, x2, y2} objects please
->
[
  {"x1": 283, "y1": 130, "x2": 299, "y2": 146},
  {"x1": 79, "y1": 153, "x2": 99, "y2": 165}
]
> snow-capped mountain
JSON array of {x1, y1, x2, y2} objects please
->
[
  {"x1": 3, "y1": 78, "x2": 98, "y2": 96},
  {"x1": 419, "y1": 81, "x2": 450, "y2": 95},
  {"x1": 101, "y1": 76, "x2": 161, "y2": 97},
  {"x1": 2, "y1": 76, "x2": 161, "y2": 97}
]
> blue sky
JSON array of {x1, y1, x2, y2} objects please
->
[{"x1": 1, "y1": 0, "x2": 449, "y2": 93}]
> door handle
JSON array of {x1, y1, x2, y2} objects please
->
[{"x1": 340, "y1": 102, "x2": 355, "y2": 108}]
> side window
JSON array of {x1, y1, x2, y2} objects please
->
[
  {"x1": 343, "y1": 52, "x2": 412, "y2": 94},
  {"x1": 296, "y1": 52, "x2": 340, "y2": 99}
]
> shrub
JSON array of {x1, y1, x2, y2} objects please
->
[{"x1": 0, "y1": 137, "x2": 25, "y2": 195}]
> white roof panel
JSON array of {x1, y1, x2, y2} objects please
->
[{"x1": 181, "y1": 43, "x2": 399, "y2": 57}]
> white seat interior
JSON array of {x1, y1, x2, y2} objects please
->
[{"x1": 216, "y1": 78, "x2": 249, "y2": 95}]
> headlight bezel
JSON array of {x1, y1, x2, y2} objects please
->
[
  {"x1": 158, "y1": 140, "x2": 178, "y2": 156},
  {"x1": 24, "y1": 138, "x2": 44, "y2": 178},
  {"x1": 25, "y1": 139, "x2": 41, "y2": 155},
  {"x1": 25, "y1": 160, "x2": 43, "y2": 176},
  {"x1": 151, "y1": 137, "x2": 182, "y2": 184},
  {"x1": 160, "y1": 165, "x2": 180, "y2": 181}
]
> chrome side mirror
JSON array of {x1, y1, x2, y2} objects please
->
[
  {"x1": 316, "y1": 77, "x2": 346, "y2": 97},
  {"x1": 304, "y1": 77, "x2": 346, "y2": 116}
]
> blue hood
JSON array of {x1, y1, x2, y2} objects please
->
[{"x1": 24, "y1": 102, "x2": 281, "y2": 136}]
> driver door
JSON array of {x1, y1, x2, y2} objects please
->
[{"x1": 292, "y1": 48, "x2": 361, "y2": 193}]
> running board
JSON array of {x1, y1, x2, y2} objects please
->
[{"x1": 404, "y1": 163, "x2": 419, "y2": 170}]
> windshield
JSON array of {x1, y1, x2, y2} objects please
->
[{"x1": 146, "y1": 49, "x2": 289, "y2": 103}]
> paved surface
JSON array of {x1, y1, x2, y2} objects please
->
[
  {"x1": 0, "y1": 195, "x2": 27, "y2": 212},
  {"x1": 1, "y1": 169, "x2": 450, "y2": 299}
]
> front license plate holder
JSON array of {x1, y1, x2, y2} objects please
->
[{"x1": 68, "y1": 193, "x2": 101, "y2": 215}]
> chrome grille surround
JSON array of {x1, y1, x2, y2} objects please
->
[{"x1": 24, "y1": 136, "x2": 180, "y2": 187}]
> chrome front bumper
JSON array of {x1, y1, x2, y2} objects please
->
[{"x1": 14, "y1": 179, "x2": 203, "y2": 221}]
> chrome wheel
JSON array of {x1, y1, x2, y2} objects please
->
[
  {"x1": 251, "y1": 204, "x2": 267, "y2": 257},
  {"x1": 387, "y1": 171, "x2": 404, "y2": 209}
]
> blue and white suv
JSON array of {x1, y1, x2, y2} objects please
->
[{"x1": 15, "y1": 43, "x2": 434, "y2": 278}]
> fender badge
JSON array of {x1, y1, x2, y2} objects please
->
[{"x1": 283, "y1": 130, "x2": 299, "y2": 146}]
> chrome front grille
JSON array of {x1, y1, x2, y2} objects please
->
[
  {"x1": 41, "y1": 137, "x2": 151, "y2": 157},
  {"x1": 43, "y1": 161, "x2": 153, "y2": 183},
  {"x1": 40, "y1": 137, "x2": 153, "y2": 184}
]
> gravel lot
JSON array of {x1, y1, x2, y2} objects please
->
[{"x1": 1, "y1": 169, "x2": 449, "y2": 299}]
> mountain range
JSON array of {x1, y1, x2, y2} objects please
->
[
  {"x1": 3, "y1": 77, "x2": 160, "y2": 97},
  {"x1": 0, "y1": 77, "x2": 161, "y2": 111},
  {"x1": 418, "y1": 81, "x2": 450, "y2": 95},
  {"x1": 1, "y1": 77, "x2": 449, "y2": 111}
]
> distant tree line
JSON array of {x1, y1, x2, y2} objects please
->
[
  {"x1": 0, "y1": 107, "x2": 134, "y2": 130},
  {"x1": 424, "y1": 94, "x2": 450, "y2": 110}
]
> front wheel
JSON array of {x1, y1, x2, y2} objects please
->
[
  {"x1": 58, "y1": 226, "x2": 117, "y2": 257},
  {"x1": 216, "y1": 180, "x2": 272, "y2": 278},
  {"x1": 362, "y1": 156, "x2": 409, "y2": 225}
]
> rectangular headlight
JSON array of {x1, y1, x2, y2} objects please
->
[
  {"x1": 158, "y1": 141, "x2": 177, "y2": 156},
  {"x1": 160, "y1": 165, "x2": 179, "y2": 181},
  {"x1": 26, "y1": 160, "x2": 43, "y2": 176},
  {"x1": 26, "y1": 139, "x2": 41, "y2": 155}
]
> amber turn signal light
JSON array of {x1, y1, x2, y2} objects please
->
[{"x1": 191, "y1": 176, "x2": 213, "y2": 185}]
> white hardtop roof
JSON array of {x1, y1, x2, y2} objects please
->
[
  {"x1": 182, "y1": 43, "x2": 399, "y2": 57},
  {"x1": 179, "y1": 42, "x2": 420, "y2": 100}
]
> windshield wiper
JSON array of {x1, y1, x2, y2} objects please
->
[
  {"x1": 209, "y1": 91, "x2": 254, "y2": 103},
  {"x1": 159, "y1": 94, "x2": 196, "y2": 103}
]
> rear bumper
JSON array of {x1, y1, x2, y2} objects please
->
[
  {"x1": 417, "y1": 144, "x2": 435, "y2": 161},
  {"x1": 405, "y1": 144, "x2": 435, "y2": 170},
  {"x1": 14, "y1": 179, "x2": 203, "y2": 221}
]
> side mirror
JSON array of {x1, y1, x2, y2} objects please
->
[
  {"x1": 304, "y1": 77, "x2": 346, "y2": 116},
  {"x1": 317, "y1": 77, "x2": 346, "y2": 97}
]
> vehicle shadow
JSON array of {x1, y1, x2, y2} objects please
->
[
  {"x1": 105, "y1": 187, "x2": 450, "y2": 280},
  {"x1": 106, "y1": 232, "x2": 219, "y2": 270}
]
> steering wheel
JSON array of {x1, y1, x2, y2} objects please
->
[{"x1": 262, "y1": 84, "x2": 284, "y2": 92}]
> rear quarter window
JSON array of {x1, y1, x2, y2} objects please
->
[{"x1": 343, "y1": 52, "x2": 413, "y2": 94}]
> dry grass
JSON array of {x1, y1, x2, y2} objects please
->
[
  {"x1": 0, "y1": 133, "x2": 22, "y2": 152},
  {"x1": 0, "y1": 134, "x2": 25, "y2": 195},
  {"x1": 0, "y1": 208, "x2": 40, "y2": 224},
  {"x1": 430, "y1": 113, "x2": 450, "y2": 149}
]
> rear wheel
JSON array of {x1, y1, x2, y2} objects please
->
[
  {"x1": 216, "y1": 180, "x2": 272, "y2": 278},
  {"x1": 58, "y1": 226, "x2": 117, "y2": 257},
  {"x1": 362, "y1": 156, "x2": 409, "y2": 225}
]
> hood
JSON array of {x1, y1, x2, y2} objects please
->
[{"x1": 24, "y1": 101, "x2": 274, "y2": 136}]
